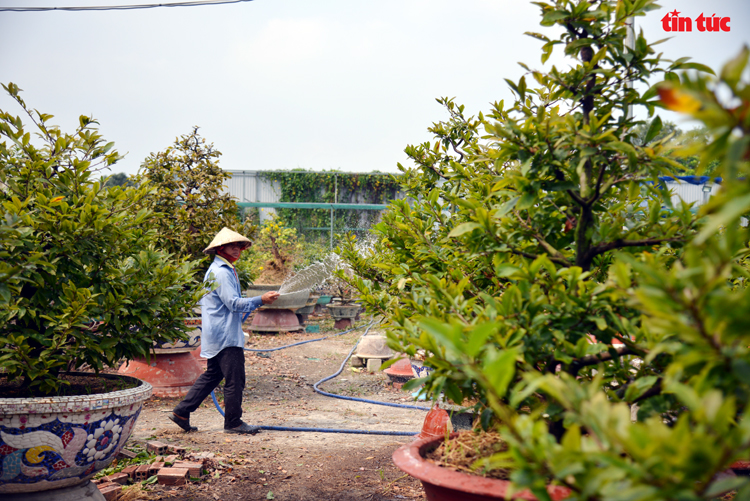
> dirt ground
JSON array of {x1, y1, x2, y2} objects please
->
[{"x1": 126, "y1": 316, "x2": 428, "y2": 501}]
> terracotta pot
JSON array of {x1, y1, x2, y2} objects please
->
[
  {"x1": 120, "y1": 317, "x2": 204, "y2": 396},
  {"x1": 118, "y1": 352, "x2": 202, "y2": 398},
  {"x1": 384, "y1": 357, "x2": 416, "y2": 384},
  {"x1": 191, "y1": 346, "x2": 208, "y2": 371},
  {"x1": 417, "y1": 404, "x2": 452, "y2": 440},
  {"x1": 249, "y1": 309, "x2": 304, "y2": 334},
  {"x1": 0, "y1": 373, "x2": 151, "y2": 498},
  {"x1": 393, "y1": 434, "x2": 571, "y2": 501}
]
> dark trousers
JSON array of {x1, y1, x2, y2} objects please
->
[{"x1": 173, "y1": 347, "x2": 245, "y2": 429}]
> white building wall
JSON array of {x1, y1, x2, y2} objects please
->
[
  {"x1": 222, "y1": 171, "x2": 281, "y2": 222},
  {"x1": 663, "y1": 179, "x2": 713, "y2": 208}
]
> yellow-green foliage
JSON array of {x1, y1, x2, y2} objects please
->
[{"x1": 339, "y1": 2, "x2": 750, "y2": 498}]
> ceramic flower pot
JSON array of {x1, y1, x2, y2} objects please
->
[
  {"x1": 392, "y1": 433, "x2": 571, "y2": 501},
  {"x1": 0, "y1": 373, "x2": 151, "y2": 498},
  {"x1": 152, "y1": 317, "x2": 202, "y2": 353},
  {"x1": 326, "y1": 303, "x2": 360, "y2": 320}
]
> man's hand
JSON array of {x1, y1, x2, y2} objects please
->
[{"x1": 261, "y1": 291, "x2": 281, "y2": 304}]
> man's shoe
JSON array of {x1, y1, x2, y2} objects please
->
[
  {"x1": 168, "y1": 413, "x2": 197, "y2": 432},
  {"x1": 224, "y1": 422, "x2": 261, "y2": 434}
]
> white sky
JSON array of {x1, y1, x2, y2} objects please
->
[{"x1": 0, "y1": 0, "x2": 748, "y2": 176}]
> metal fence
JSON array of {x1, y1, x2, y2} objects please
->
[{"x1": 224, "y1": 171, "x2": 401, "y2": 247}]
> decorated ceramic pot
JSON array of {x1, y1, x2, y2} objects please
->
[
  {"x1": 152, "y1": 317, "x2": 202, "y2": 354},
  {"x1": 326, "y1": 303, "x2": 361, "y2": 321},
  {"x1": 0, "y1": 373, "x2": 152, "y2": 495}
]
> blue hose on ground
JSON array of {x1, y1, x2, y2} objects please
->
[
  {"x1": 209, "y1": 391, "x2": 415, "y2": 436},
  {"x1": 210, "y1": 320, "x2": 426, "y2": 435},
  {"x1": 311, "y1": 324, "x2": 429, "y2": 412},
  {"x1": 242, "y1": 323, "x2": 365, "y2": 352}
]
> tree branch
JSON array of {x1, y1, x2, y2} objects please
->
[
  {"x1": 567, "y1": 346, "x2": 634, "y2": 376},
  {"x1": 514, "y1": 211, "x2": 572, "y2": 266},
  {"x1": 585, "y1": 237, "x2": 683, "y2": 263}
]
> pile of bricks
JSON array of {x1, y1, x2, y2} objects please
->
[{"x1": 93, "y1": 441, "x2": 210, "y2": 500}]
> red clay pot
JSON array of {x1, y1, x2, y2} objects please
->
[
  {"x1": 418, "y1": 404, "x2": 452, "y2": 440},
  {"x1": 118, "y1": 352, "x2": 203, "y2": 398},
  {"x1": 249, "y1": 309, "x2": 304, "y2": 333},
  {"x1": 393, "y1": 434, "x2": 571, "y2": 501},
  {"x1": 731, "y1": 460, "x2": 750, "y2": 471},
  {"x1": 191, "y1": 347, "x2": 208, "y2": 370},
  {"x1": 384, "y1": 357, "x2": 415, "y2": 384}
]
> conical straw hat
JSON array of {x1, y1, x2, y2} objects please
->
[{"x1": 203, "y1": 227, "x2": 253, "y2": 254}]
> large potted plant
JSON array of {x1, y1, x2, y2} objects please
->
[
  {"x1": 326, "y1": 273, "x2": 361, "y2": 329},
  {"x1": 0, "y1": 83, "x2": 203, "y2": 499},
  {"x1": 340, "y1": 1, "x2": 750, "y2": 499},
  {"x1": 119, "y1": 128, "x2": 256, "y2": 393}
]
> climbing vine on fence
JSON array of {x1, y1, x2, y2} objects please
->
[{"x1": 258, "y1": 169, "x2": 401, "y2": 241}]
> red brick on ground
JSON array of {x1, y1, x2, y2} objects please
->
[
  {"x1": 149, "y1": 461, "x2": 166, "y2": 476},
  {"x1": 172, "y1": 461, "x2": 203, "y2": 477},
  {"x1": 97, "y1": 481, "x2": 121, "y2": 501},
  {"x1": 157, "y1": 467, "x2": 190, "y2": 486},
  {"x1": 190, "y1": 456, "x2": 210, "y2": 468},
  {"x1": 117, "y1": 448, "x2": 137, "y2": 459},
  {"x1": 135, "y1": 464, "x2": 151, "y2": 481},
  {"x1": 167, "y1": 444, "x2": 186, "y2": 455},
  {"x1": 146, "y1": 441, "x2": 168, "y2": 455},
  {"x1": 103, "y1": 472, "x2": 129, "y2": 485},
  {"x1": 163, "y1": 454, "x2": 179, "y2": 465},
  {"x1": 122, "y1": 465, "x2": 138, "y2": 479}
]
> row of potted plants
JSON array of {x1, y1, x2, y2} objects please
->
[{"x1": 339, "y1": 1, "x2": 750, "y2": 499}]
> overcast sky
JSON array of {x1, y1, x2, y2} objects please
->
[{"x1": 0, "y1": 0, "x2": 748, "y2": 177}]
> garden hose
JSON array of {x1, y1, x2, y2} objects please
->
[
  {"x1": 241, "y1": 323, "x2": 367, "y2": 352},
  {"x1": 210, "y1": 321, "x2": 429, "y2": 435}
]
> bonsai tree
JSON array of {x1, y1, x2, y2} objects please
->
[
  {"x1": 328, "y1": 271, "x2": 357, "y2": 305},
  {"x1": 340, "y1": 1, "x2": 750, "y2": 498},
  {"x1": 0, "y1": 83, "x2": 204, "y2": 396},
  {"x1": 135, "y1": 126, "x2": 255, "y2": 279}
]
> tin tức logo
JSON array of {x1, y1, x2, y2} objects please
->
[{"x1": 661, "y1": 10, "x2": 731, "y2": 32}]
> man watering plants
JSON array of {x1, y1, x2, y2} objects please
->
[{"x1": 170, "y1": 227, "x2": 280, "y2": 434}]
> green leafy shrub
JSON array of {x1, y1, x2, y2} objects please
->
[
  {"x1": 339, "y1": 1, "x2": 750, "y2": 498},
  {"x1": 0, "y1": 84, "x2": 204, "y2": 396},
  {"x1": 236, "y1": 214, "x2": 329, "y2": 288},
  {"x1": 135, "y1": 126, "x2": 255, "y2": 280}
]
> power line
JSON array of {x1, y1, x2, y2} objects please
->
[{"x1": 0, "y1": 0, "x2": 254, "y2": 12}]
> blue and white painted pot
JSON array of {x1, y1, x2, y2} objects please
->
[
  {"x1": 0, "y1": 373, "x2": 151, "y2": 494},
  {"x1": 152, "y1": 317, "x2": 202, "y2": 354}
]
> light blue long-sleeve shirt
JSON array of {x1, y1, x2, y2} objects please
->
[{"x1": 199, "y1": 256, "x2": 263, "y2": 359}]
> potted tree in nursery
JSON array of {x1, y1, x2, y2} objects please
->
[
  {"x1": 0, "y1": 83, "x2": 203, "y2": 500},
  {"x1": 340, "y1": 1, "x2": 750, "y2": 499},
  {"x1": 326, "y1": 272, "x2": 361, "y2": 329},
  {"x1": 120, "y1": 127, "x2": 256, "y2": 392}
]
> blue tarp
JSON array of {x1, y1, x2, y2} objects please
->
[{"x1": 658, "y1": 175, "x2": 722, "y2": 185}]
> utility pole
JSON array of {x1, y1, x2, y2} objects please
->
[{"x1": 625, "y1": 16, "x2": 636, "y2": 121}]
